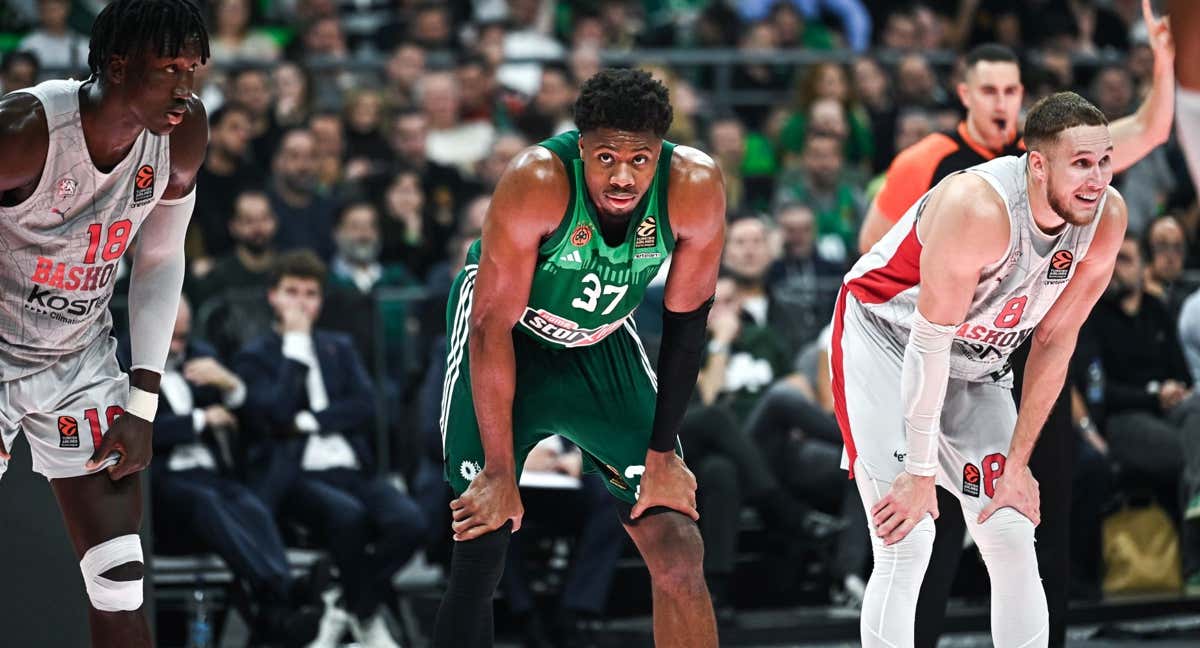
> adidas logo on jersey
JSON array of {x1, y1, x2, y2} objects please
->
[{"x1": 558, "y1": 250, "x2": 583, "y2": 267}]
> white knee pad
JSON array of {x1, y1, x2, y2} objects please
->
[
  {"x1": 967, "y1": 508, "x2": 1048, "y2": 648},
  {"x1": 79, "y1": 534, "x2": 144, "y2": 612}
]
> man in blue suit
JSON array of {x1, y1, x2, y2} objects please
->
[
  {"x1": 235, "y1": 251, "x2": 427, "y2": 648},
  {"x1": 146, "y1": 298, "x2": 321, "y2": 646}
]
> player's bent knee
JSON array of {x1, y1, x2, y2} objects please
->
[
  {"x1": 870, "y1": 514, "x2": 935, "y2": 575},
  {"x1": 79, "y1": 534, "x2": 144, "y2": 612},
  {"x1": 644, "y1": 524, "x2": 706, "y2": 593},
  {"x1": 974, "y1": 507, "x2": 1036, "y2": 557}
]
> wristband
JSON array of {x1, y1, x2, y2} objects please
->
[{"x1": 125, "y1": 387, "x2": 159, "y2": 422}]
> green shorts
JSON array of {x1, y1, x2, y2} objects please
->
[{"x1": 439, "y1": 265, "x2": 679, "y2": 505}]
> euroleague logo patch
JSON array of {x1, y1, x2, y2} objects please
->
[
  {"x1": 571, "y1": 224, "x2": 592, "y2": 247},
  {"x1": 1046, "y1": 249, "x2": 1074, "y2": 282},
  {"x1": 962, "y1": 463, "x2": 980, "y2": 497},
  {"x1": 58, "y1": 415, "x2": 80, "y2": 448},
  {"x1": 132, "y1": 165, "x2": 155, "y2": 205},
  {"x1": 635, "y1": 216, "x2": 657, "y2": 249}
]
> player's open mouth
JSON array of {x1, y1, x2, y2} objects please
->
[
  {"x1": 1076, "y1": 192, "x2": 1099, "y2": 204},
  {"x1": 165, "y1": 109, "x2": 186, "y2": 125}
]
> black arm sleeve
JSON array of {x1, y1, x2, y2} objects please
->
[{"x1": 649, "y1": 296, "x2": 714, "y2": 452}]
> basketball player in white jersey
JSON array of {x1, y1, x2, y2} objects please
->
[
  {"x1": 832, "y1": 92, "x2": 1127, "y2": 648},
  {"x1": 0, "y1": 1, "x2": 208, "y2": 645}
]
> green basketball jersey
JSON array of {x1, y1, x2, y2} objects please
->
[{"x1": 466, "y1": 130, "x2": 676, "y2": 349}]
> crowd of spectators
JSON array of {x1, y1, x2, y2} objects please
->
[{"x1": 4, "y1": 0, "x2": 1200, "y2": 643}]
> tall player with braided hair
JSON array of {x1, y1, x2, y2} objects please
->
[
  {"x1": 0, "y1": 1, "x2": 208, "y2": 645},
  {"x1": 434, "y1": 69, "x2": 725, "y2": 647}
]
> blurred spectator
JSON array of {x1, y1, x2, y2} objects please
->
[
  {"x1": 0, "y1": 50, "x2": 39, "y2": 94},
  {"x1": 326, "y1": 202, "x2": 416, "y2": 375},
  {"x1": 309, "y1": 111, "x2": 349, "y2": 192},
  {"x1": 379, "y1": 167, "x2": 436, "y2": 275},
  {"x1": 777, "y1": 62, "x2": 875, "y2": 170},
  {"x1": 342, "y1": 88, "x2": 393, "y2": 170},
  {"x1": 385, "y1": 109, "x2": 467, "y2": 255},
  {"x1": 470, "y1": 132, "x2": 528, "y2": 195},
  {"x1": 456, "y1": 53, "x2": 516, "y2": 131},
  {"x1": 419, "y1": 70, "x2": 496, "y2": 172},
  {"x1": 1083, "y1": 235, "x2": 1200, "y2": 589},
  {"x1": 268, "y1": 128, "x2": 339, "y2": 260},
  {"x1": 774, "y1": 131, "x2": 864, "y2": 265},
  {"x1": 894, "y1": 52, "x2": 947, "y2": 109},
  {"x1": 765, "y1": 203, "x2": 844, "y2": 353},
  {"x1": 381, "y1": 40, "x2": 426, "y2": 112},
  {"x1": 721, "y1": 216, "x2": 778, "y2": 332},
  {"x1": 272, "y1": 61, "x2": 314, "y2": 130},
  {"x1": 228, "y1": 66, "x2": 282, "y2": 167},
  {"x1": 879, "y1": 7, "x2": 918, "y2": 50},
  {"x1": 1143, "y1": 215, "x2": 1191, "y2": 314},
  {"x1": 408, "y1": 2, "x2": 454, "y2": 50},
  {"x1": 639, "y1": 63, "x2": 701, "y2": 146},
  {"x1": 208, "y1": 0, "x2": 280, "y2": 64},
  {"x1": 731, "y1": 21, "x2": 790, "y2": 131},
  {"x1": 236, "y1": 251, "x2": 428, "y2": 647},
  {"x1": 146, "y1": 299, "x2": 321, "y2": 645},
  {"x1": 189, "y1": 190, "x2": 279, "y2": 357},
  {"x1": 189, "y1": 103, "x2": 265, "y2": 266},
  {"x1": 501, "y1": 438, "x2": 625, "y2": 647},
  {"x1": 851, "y1": 56, "x2": 898, "y2": 171},
  {"x1": 738, "y1": 0, "x2": 870, "y2": 51},
  {"x1": 514, "y1": 62, "x2": 577, "y2": 141},
  {"x1": 17, "y1": 0, "x2": 87, "y2": 73},
  {"x1": 1092, "y1": 64, "x2": 1136, "y2": 119},
  {"x1": 496, "y1": 0, "x2": 565, "y2": 97},
  {"x1": 708, "y1": 114, "x2": 751, "y2": 214}
]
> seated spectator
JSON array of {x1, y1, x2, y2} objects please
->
[
  {"x1": 765, "y1": 203, "x2": 845, "y2": 353},
  {"x1": 326, "y1": 201, "x2": 416, "y2": 379},
  {"x1": 1085, "y1": 235, "x2": 1200, "y2": 590},
  {"x1": 207, "y1": 0, "x2": 280, "y2": 64},
  {"x1": 419, "y1": 70, "x2": 496, "y2": 173},
  {"x1": 17, "y1": 0, "x2": 87, "y2": 72},
  {"x1": 144, "y1": 299, "x2": 322, "y2": 645},
  {"x1": 501, "y1": 437, "x2": 626, "y2": 648},
  {"x1": 188, "y1": 190, "x2": 279, "y2": 359},
  {"x1": 267, "y1": 128, "x2": 340, "y2": 260},
  {"x1": 0, "y1": 50, "x2": 39, "y2": 94},
  {"x1": 235, "y1": 251, "x2": 428, "y2": 647},
  {"x1": 774, "y1": 131, "x2": 866, "y2": 265},
  {"x1": 188, "y1": 103, "x2": 265, "y2": 267},
  {"x1": 1144, "y1": 215, "x2": 1192, "y2": 315}
]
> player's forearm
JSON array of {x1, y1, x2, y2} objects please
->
[
  {"x1": 128, "y1": 191, "x2": 195, "y2": 373},
  {"x1": 1008, "y1": 335, "x2": 1073, "y2": 467},
  {"x1": 900, "y1": 311, "x2": 956, "y2": 476},
  {"x1": 469, "y1": 326, "x2": 518, "y2": 473},
  {"x1": 1110, "y1": 57, "x2": 1174, "y2": 173}
]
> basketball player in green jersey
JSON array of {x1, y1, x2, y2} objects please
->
[{"x1": 434, "y1": 69, "x2": 725, "y2": 647}]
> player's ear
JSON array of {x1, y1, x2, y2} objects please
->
[
  {"x1": 106, "y1": 55, "x2": 128, "y2": 85},
  {"x1": 956, "y1": 81, "x2": 969, "y2": 107},
  {"x1": 1028, "y1": 149, "x2": 1048, "y2": 183}
]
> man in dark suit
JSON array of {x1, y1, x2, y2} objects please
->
[
  {"x1": 146, "y1": 299, "x2": 321, "y2": 646},
  {"x1": 235, "y1": 251, "x2": 427, "y2": 648}
]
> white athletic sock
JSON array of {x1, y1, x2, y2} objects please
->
[
  {"x1": 854, "y1": 459, "x2": 936, "y2": 648},
  {"x1": 965, "y1": 507, "x2": 1048, "y2": 648},
  {"x1": 1178, "y1": 86, "x2": 1200, "y2": 194}
]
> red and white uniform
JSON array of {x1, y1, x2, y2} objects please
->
[
  {"x1": 832, "y1": 154, "x2": 1103, "y2": 496},
  {"x1": 0, "y1": 80, "x2": 169, "y2": 480}
]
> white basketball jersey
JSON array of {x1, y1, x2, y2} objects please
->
[
  {"x1": 843, "y1": 155, "x2": 1104, "y2": 386},
  {"x1": 0, "y1": 79, "x2": 170, "y2": 380}
]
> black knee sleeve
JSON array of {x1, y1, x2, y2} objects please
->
[{"x1": 433, "y1": 521, "x2": 512, "y2": 648}]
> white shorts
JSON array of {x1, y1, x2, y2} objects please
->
[
  {"x1": 0, "y1": 335, "x2": 125, "y2": 480},
  {"x1": 831, "y1": 291, "x2": 1017, "y2": 516}
]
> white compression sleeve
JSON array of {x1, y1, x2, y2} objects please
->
[
  {"x1": 1178, "y1": 86, "x2": 1200, "y2": 197},
  {"x1": 900, "y1": 309, "x2": 957, "y2": 476},
  {"x1": 129, "y1": 189, "x2": 195, "y2": 373}
]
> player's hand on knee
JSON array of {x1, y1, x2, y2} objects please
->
[
  {"x1": 85, "y1": 412, "x2": 153, "y2": 480},
  {"x1": 631, "y1": 451, "x2": 699, "y2": 521},
  {"x1": 450, "y1": 468, "x2": 524, "y2": 541},
  {"x1": 978, "y1": 464, "x2": 1040, "y2": 526},
  {"x1": 872, "y1": 471, "x2": 938, "y2": 546}
]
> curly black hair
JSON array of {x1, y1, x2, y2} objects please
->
[
  {"x1": 88, "y1": 0, "x2": 210, "y2": 78},
  {"x1": 573, "y1": 68, "x2": 672, "y2": 138}
]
